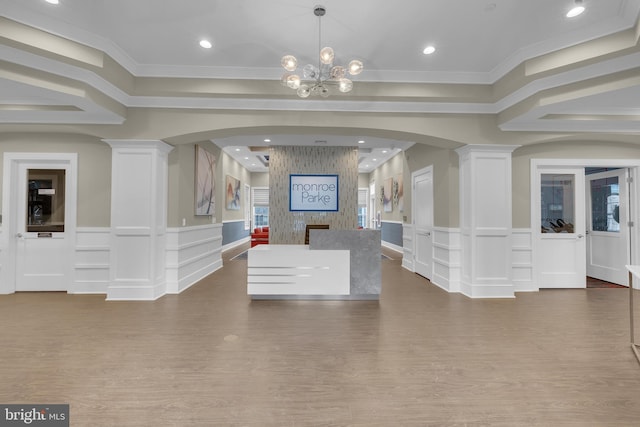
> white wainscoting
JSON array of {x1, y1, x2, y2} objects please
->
[
  {"x1": 401, "y1": 225, "x2": 461, "y2": 293},
  {"x1": 403, "y1": 225, "x2": 535, "y2": 296},
  {"x1": 401, "y1": 224, "x2": 414, "y2": 271},
  {"x1": 165, "y1": 223, "x2": 223, "y2": 294},
  {"x1": 512, "y1": 228, "x2": 535, "y2": 292},
  {"x1": 431, "y1": 227, "x2": 462, "y2": 293},
  {"x1": 72, "y1": 227, "x2": 111, "y2": 294}
]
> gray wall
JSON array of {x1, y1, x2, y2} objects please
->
[
  {"x1": 404, "y1": 143, "x2": 459, "y2": 228},
  {"x1": 512, "y1": 140, "x2": 640, "y2": 228},
  {"x1": 370, "y1": 152, "x2": 406, "y2": 224},
  {"x1": 0, "y1": 133, "x2": 112, "y2": 227},
  {"x1": 168, "y1": 142, "x2": 221, "y2": 228},
  {"x1": 251, "y1": 172, "x2": 269, "y2": 187}
]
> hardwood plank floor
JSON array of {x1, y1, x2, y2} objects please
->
[{"x1": 1, "y1": 244, "x2": 639, "y2": 426}]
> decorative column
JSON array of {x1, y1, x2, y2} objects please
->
[
  {"x1": 456, "y1": 145, "x2": 519, "y2": 298},
  {"x1": 103, "y1": 140, "x2": 173, "y2": 300}
]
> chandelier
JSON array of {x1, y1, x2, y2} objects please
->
[{"x1": 281, "y1": 5, "x2": 364, "y2": 98}]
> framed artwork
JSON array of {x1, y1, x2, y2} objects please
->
[
  {"x1": 395, "y1": 173, "x2": 404, "y2": 212},
  {"x1": 244, "y1": 183, "x2": 250, "y2": 230},
  {"x1": 383, "y1": 177, "x2": 393, "y2": 212},
  {"x1": 225, "y1": 175, "x2": 241, "y2": 210},
  {"x1": 195, "y1": 145, "x2": 216, "y2": 216}
]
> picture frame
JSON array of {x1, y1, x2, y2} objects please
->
[
  {"x1": 225, "y1": 175, "x2": 241, "y2": 210},
  {"x1": 289, "y1": 174, "x2": 339, "y2": 212},
  {"x1": 194, "y1": 145, "x2": 216, "y2": 216},
  {"x1": 383, "y1": 177, "x2": 393, "y2": 212}
]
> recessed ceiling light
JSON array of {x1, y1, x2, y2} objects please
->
[
  {"x1": 373, "y1": 158, "x2": 377, "y2": 161},
  {"x1": 244, "y1": 157, "x2": 249, "y2": 160},
  {"x1": 45, "y1": 0, "x2": 59, "y2": 3},
  {"x1": 264, "y1": 138, "x2": 271, "y2": 143},
  {"x1": 199, "y1": 39, "x2": 212, "y2": 49},
  {"x1": 358, "y1": 140, "x2": 365, "y2": 144},
  {"x1": 566, "y1": 0, "x2": 585, "y2": 17},
  {"x1": 382, "y1": 150, "x2": 388, "y2": 154},
  {"x1": 423, "y1": 45, "x2": 436, "y2": 55},
  {"x1": 235, "y1": 148, "x2": 240, "y2": 152}
]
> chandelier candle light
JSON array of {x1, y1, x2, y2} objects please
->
[{"x1": 281, "y1": 5, "x2": 363, "y2": 98}]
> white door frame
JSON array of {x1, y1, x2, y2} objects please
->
[
  {"x1": 531, "y1": 159, "x2": 640, "y2": 290},
  {"x1": 1, "y1": 153, "x2": 78, "y2": 294},
  {"x1": 412, "y1": 165, "x2": 434, "y2": 280}
]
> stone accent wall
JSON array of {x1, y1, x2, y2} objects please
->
[{"x1": 269, "y1": 146, "x2": 358, "y2": 244}]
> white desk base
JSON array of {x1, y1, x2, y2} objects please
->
[{"x1": 248, "y1": 245, "x2": 350, "y2": 299}]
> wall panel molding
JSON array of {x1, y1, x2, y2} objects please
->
[{"x1": 166, "y1": 224, "x2": 223, "y2": 294}]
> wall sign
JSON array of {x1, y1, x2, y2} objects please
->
[{"x1": 289, "y1": 174, "x2": 339, "y2": 212}]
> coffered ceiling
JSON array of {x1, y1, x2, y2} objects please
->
[{"x1": 1, "y1": 0, "x2": 640, "y2": 172}]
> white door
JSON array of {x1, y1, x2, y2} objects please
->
[
  {"x1": 586, "y1": 169, "x2": 629, "y2": 285},
  {"x1": 3, "y1": 154, "x2": 77, "y2": 292},
  {"x1": 536, "y1": 167, "x2": 586, "y2": 288},
  {"x1": 413, "y1": 166, "x2": 433, "y2": 280}
]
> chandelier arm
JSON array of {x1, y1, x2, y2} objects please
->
[{"x1": 317, "y1": 11, "x2": 322, "y2": 84}]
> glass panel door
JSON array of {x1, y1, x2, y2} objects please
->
[{"x1": 536, "y1": 167, "x2": 586, "y2": 288}]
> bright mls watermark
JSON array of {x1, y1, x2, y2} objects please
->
[{"x1": 0, "y1": 405, "x2": 68, "y2": 426}]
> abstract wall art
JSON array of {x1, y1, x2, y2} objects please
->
[{"x1": 195, "y1": 145, "x2": 216, "y2": 216}]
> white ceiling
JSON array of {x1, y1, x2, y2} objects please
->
[{"x1": 2, "y1": 0, "x2": 640, "y2": 172}]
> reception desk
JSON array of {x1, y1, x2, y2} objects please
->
[
  {"x1": 248, "y1": 245, "x2": 350, "y2": 298},
  {"x1": 247, "y1": 229, "x2": 381, "y2": 300}
]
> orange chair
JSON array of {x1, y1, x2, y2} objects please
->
[{"x1": 250, "y1": 226, "x2": 269, "y2": 247}]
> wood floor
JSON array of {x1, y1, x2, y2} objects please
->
[{"x1": 2, "y1": 244, "x2": 640, "y2": 426}]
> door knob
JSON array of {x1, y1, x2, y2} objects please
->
[
  {"x1": 16, "y1": 233, "x2": 23, "y2": 238},
  {"x1": 577, "y1": 234, "x2": 584, "y2": 239}
]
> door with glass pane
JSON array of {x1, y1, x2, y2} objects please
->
[
  {"x1": 14, "y1": 162, "x2": 74, "y2": 291},
  {"x1": 537, "y1": 168, "x2": 586, "y2": 288},
  {"x1": 586, "y1": 169, "x2": 629, "y2": 285}
]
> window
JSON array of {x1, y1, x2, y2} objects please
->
[
  {"x1": 358, "y1": 188, "x2": 368, "y2": 228},
  {"x1": 254, "y1": 206, "x2": 269, "y2": 227},
  {"x1": 590, "y1": 177, "x2": 620, "y2": 232},
  {"x1": 540, "y1": 174, "x2": 575, "y2": 233},
  {"x1": 27, "y1": 169, "x2": 66, "y2": 233},
  {"x1": 252, "y1": 187, "x2": 269, "y2": 228}
]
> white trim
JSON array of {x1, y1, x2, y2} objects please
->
[
  {"x1": 402, "y1": 223, "x2": 414, "y2": 272},
  {"x1": 431, "y1": 227, "x2": 462, "y2": 294},
  {"x1": 1, "y1": 152, "x2": 78, "y2": 294},
  {"x1": 165, "y1": 224, "x2": 223, "y2": 294},
  {"x1": 531, "y1": 159, "x2": 640, "y2": 290},
  {"x1": 71, "y1": 227, "x2": 110, "y2": 294},
  {"x1": 221, "y1": 236, "x2": 250, "y2": 253},
  {"x1": 381, "y1": 240, "x2": 403, "y2": 254},
  {"x1": 512, "y1": 228, "x2": 535, "y2": 292},
  {"x1": 222, "y1": 219, "x2": 247, "y2": 224},
  {"x1": 411, "y1": 165, "x2": 434, "y2": 282}
]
